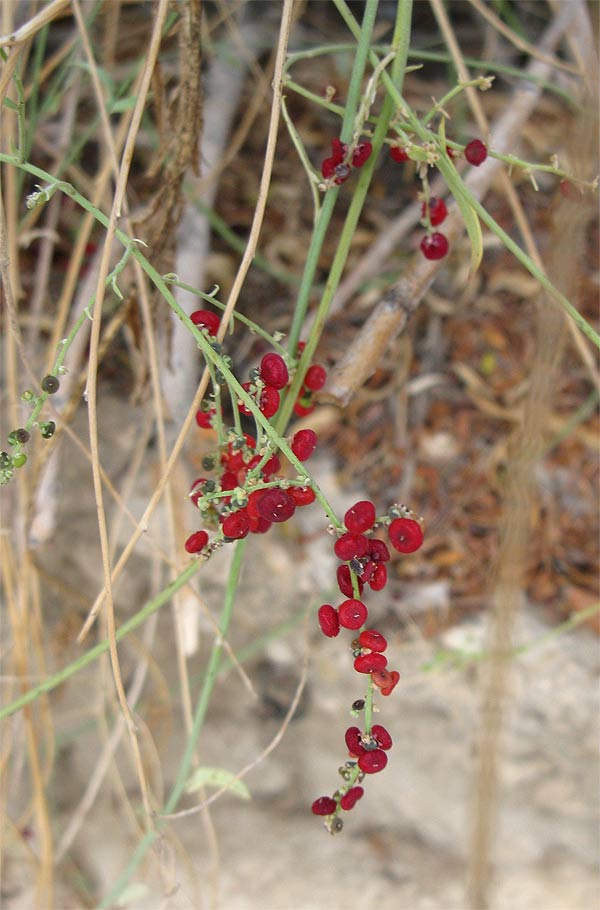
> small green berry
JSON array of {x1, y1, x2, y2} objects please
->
[
  {"x1": 202, "y1": 455, "x2": 216, "y2": 471},
  {"x1": 12, "y1": 453, "x2": 27, "y2": 468},
  {"x1": 21, "y1": 390, "x2": 35, "y2": 402},
  {"x1": 0, "y1": 451, "x2": 11, "y2": 468},
  {"x1": 8, "y1": 428, "x2": 30, "y2": 446},
  {"x1": 39, "y1": 421, "x2": 56, "y2": 439},
  {"x1": 41, "y1": 374, "x2": 60, "y2": 394}
]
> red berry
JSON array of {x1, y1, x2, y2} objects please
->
[
  {"x1": 368, "y1": 538, "x2": 390, "y2": 562},
  {"x1": 352, "y1": 141, "x2": 372, "y2": 168},
  {"x1": 380, "y1": 669, "x2": 400, "y2": 696},
  {"x1": 246, "y1": 489, "x2": 264, "y2": 520},
  {"x1": 259, "y1": 385, "x2": 280, "y2": 418},
  {"x1": 318, "y1": 604, "x2": 340, "y2": 638},
  {"x1": 371, "y1": 724, "x2": 393, "y2": 750},
  {"x1": 290, "y1": 428, "x2": 317, "y2": 462},
  {"x1": 344, "y1": 726, "x2": 365, "y2": 756},
  {"x1": 358, "y1": 749, "x2": 388, "y2": 774},
  {"x1": 248, "y1": 515, "x2": 271, "y2": 534},
  {"x1": 338, "y1": 598, "x2": 368, "y2": 630},
  {"x1": 370, "y1": 668, "x2": 393, "y2": 690},
  {"x1": 464, "y1": 139, "x2": 488, "y2": 166},
  {"x1": 293, "y1": 401, "x2": 315, "y2": 417},
  {"x1": 190, "y1": 309, "x2": 220, "y2": 335},
  {"x1": 257, "y1": 488, "x2": 295, "y2": 523},
  {"x1": 195, "y1": 409, "x2": 215, "y2": 429},
  {"x1": 289, "y1": 485, "x2": 316, "y2": 506},
  {"x1": 304, "y1": 364, "x2": 327, "y2": 391},
  {"x1": 354, "y1": 652, "x2": 388, "y2": 674},
  {"x1": 261, "y1": 454, "x2": 281, "y2": 477},
  {"x1": 369, "y1": 563, "x2": 387, "y2": 591},
  {"x1": 421, "y1": 196, "x2": 448, "y2": 226},
  {"x1": 388, "y1": 517, "x2": 424, "y2": 553},
  {"x1": 334, "y1": 532, "x2": 370, "y2": 561},
  {"x1": 340, "y1": 786, "x2": 364, "y2": 810},
  {"x1": 311, "y1": 796, "x2": 337, "y2": 816},
  {"x1": 337, "y1": 565, "x2": 364, "y2": 598},
  {"x1": 359, "y1": 629, "x2": 387, "y2": 652},
  {"x1": 420, "y1": 232, "x2": 449, "y2": 261},
  {"x1": 185, "y1": 530, "x2": 209, "y2": 554},
  {"x1": 222, "y1": 510, "x2": 250, "y2": 540},
  {"x1": 259, "y1": 353, "x2": 289, "y2": 390},
  {"x1": 344, "y1": 500, "x2": 376, "y2": 534},
  {"x1": 390, "y1": 145, "x2": 409, "y2": 163}
]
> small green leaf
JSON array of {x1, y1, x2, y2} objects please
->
[{"x1": 185, "y1": 766, "x2": 251, "y2": 800}]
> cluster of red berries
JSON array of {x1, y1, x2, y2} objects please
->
[
  {"x1": 185, "y1": 320, "x2": 327, "y2": 553},
  {"x1": 321, "y1": 137, "x2": 373, "y2": 185},
  {"x1": 389, "y1": 136, "x2": 490, "y2": 262},
  {"x1": 311, "y1": 501, "x2": 424, "y2": 832}
]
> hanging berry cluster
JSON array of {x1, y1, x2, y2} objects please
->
[
  {"x1": 320, "y1": 131, "x2": 490, "y2": 262},
  {"x1": 312, "y1": 502, "x2": 424, "y2": 834},
  {"x1": 184, "y1": 310, "x2": 327, "y2": 554}
]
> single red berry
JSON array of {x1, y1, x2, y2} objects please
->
[
  {"x1": 195, "y1": 409, "x2": 215, "y2": 429},
  {"x1": 222, "y1": 510, "x2": 250, "y2": 540},
  {"x1": 334, "y1": 532, "x2": 370, "y2": 562},
  {"x1": 371, "y1": 724, "x2": 393, "y2": 750},
  {"x1": 291, "y1": 428, "x2": 317, "y2": 462},
  {"x1": 261, "y1": 454, "x2": 281, "y2": 477},
  {"x1": 345, "y1": 726, "x2": 365, "y2": 756},
  {"x1": 318, "y1": 604, "x2": 340, "y2": 638},
  {"x1": 420, "y1": 232, "x2": 449, "y2": 261},
  {"x1": 371, "y1": 668, "x2": 393, "y2": 690},
  {"x1": 388, "y1": 517, "x2": 424, "y2": 553},
  {"x1": 289, "y1": 486, "x2": 316, "y2": 506},
  {"x1": 190, "y1": 309, "x2": 220, "y2": 335},
  {"x1": 304, "y1": 364, "x2": 327, "y2": 391},
  {"x1": 246, "y1": 489, "x2": 264, "y2": 520},
  {"x1": 421, "y1": 196, "x2": 448, "y2": 227},
  {"x1": 340, "y1": 786, "x2": 364, "y2": 810},
  {"x1": 220, "y1": 471, "x2": 237, "y2": 492},
  {"x1": 358, "y1": 749, "x2": 388, "y2": 774},
  {"x1": 380, "y1": 669, "x2": 400, "y2": 696},
  {"x1": 259, "y1": 385, "x2": 280, "y2": 418},
  {"x1": 352, "y1": 141, "x2": 372, "y2": 168},
  {"x1": 359, "y1": 629, "x2": 387, "y2": 653},
  {"x1": 259, "y1": 353, "x2": 289, "y2": 390},
  {"x1": 311, "y1": 796, "x2": 337, "y2": 816},
  {"x1": 368, "y1": 538, "x2": 390, "y2": 563},
  {"x1": 248, "y1": 515, "x2": 271, "y2": 534},
  {"x1": 293, "y1": 401, "x2": 315, "y2": 417},
  {"x1": 338, "y1": 598, "x2": 368, "y2": 630},
  {"x1": 369, "y1": 563, "x2": 387, "y2": 591},
  {"x1": 257, "y1": 488, "x2": 295, "y2": 523},
  {"x1": 354, "y1": 652, "x2": 388, "y2": 674},
  {"x1": 390, "y1": 145, "x2": 409, "y2": 163},
  {"x1": 185, "y1": 530, "x2": 209, "y2": 554},
  {"x1": 464, "y1": 139, "x2": 488, "y2": 166},
  {"x1": 337, "y1": 565, "x2": 364, "y2": 598},
  {"x1": 344, "y1": 500, "x2": 376, "y2": 534}
]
